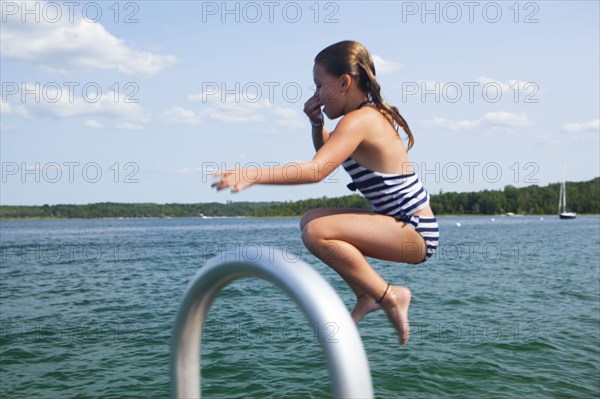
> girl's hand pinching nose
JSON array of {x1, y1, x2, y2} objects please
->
[{"x1": 303, "y1": 94, "x2": 324, "y2": 126}]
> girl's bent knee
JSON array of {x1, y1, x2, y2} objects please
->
[
  {"x1": 301, "y1": 221, "x2": 328, "y2": 249},
  {"x1": 301, "y1": 221, "x2": 316, "y2": 244}
]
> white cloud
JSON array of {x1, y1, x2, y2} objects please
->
[
  {"x1": 1, "y1": 2, "x2": 176, "y2": 76},
  {"x1": 422, "y1": 117, "x2": 480, "y2": 131},
  {"x1": 477, "y1": 76, "x2": 537, "y2": 96},
  {"x1": 481, "y1": 111, "x2": 532, "y2": 128},
  {"x1": 0, "y1": 123, "x2": 17, "y2": 132},
  {"x1": 423, "y1": 112, "x2": 532, "y2": 131},
  {"x1": 8, "y1": 83, "x2": 151, "y2": 128},
  {"x1": 561, "y1": 119, "x2": 600, "y2": 133},
  {"x1": 158, "y1": 106, "x2": 203, "y2": 125},
  {"x1": 534, "y1": 134, "x2": 576, "y2": 145},
  {"x1": 187, "y1": 90, "x2": 307, "y2": 128},
  {"x1": 84, "y1": 119, "x2": 104, "y2": 129},
  {"x1": 14, "y1": 105, "x2": 32, "y2": 119},
  {"x1": 1, "y1": 101, "x2": 12, "y2": 114},
  {"x1": 372, "y1": 54, "x2": 403, "y2": 75},
  {"x1": 189, "y1": 89, "x2": 271, "y2": 124},
  {"x1": 534, "y1": 119, "x2": 598, "y2": 145},
  {"x1": 201, "y1": 107, "x2": 266, "y2": 124},
  {"x1": 273, "y1": 107, "x2": 304, "y2": 129}
]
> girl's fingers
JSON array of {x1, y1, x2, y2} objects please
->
[
  {"x1": 304, "y1": 96, "x2": 321, "y2": 115},
  {"x1": 211, "y1": 172, "x2": 229, "y2": 189},
  {"x1": 304, "y1": 102, "x2": 323, "y2": 122},
  {"x1": 211, "y1": 170, "x2": 247, "y2": 192}
]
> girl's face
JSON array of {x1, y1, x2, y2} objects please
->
[{"x1": 313, "y1": 63, "x2": 346, "y2": 119}]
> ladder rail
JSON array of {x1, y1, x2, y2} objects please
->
[{"x1": 170, "y1": 246, "x2": 374, "y2": 399}]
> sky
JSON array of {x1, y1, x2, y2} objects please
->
[{"x1": 1, "y1": 0, "x2": 599, "y2": 205}]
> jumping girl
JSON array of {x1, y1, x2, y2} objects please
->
[{"x1": 212, "y1": 40, "x2": 439, "y2": 345}]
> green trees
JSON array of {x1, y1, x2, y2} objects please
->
[
  {"x1": 429, "y1": 178, "x2": 599, "y2": 215},
  {"x1": 0, "y1": 202, "x2": 273, "y2": 219}
]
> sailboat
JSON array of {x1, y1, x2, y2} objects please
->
[{"x1": 558, "y1": 170, "x2": 576, "y2": 219}]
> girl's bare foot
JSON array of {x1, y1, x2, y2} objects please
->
[
  {"x1": 380, "y1": 285, "x2": 412, "y2": 345},
  {"x1": 351, "y1": 294, "x2": 381, "y2": 324}
]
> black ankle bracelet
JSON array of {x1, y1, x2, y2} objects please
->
[{"x1": 376, "y1": 283, "x2": 390, "y2": 304}]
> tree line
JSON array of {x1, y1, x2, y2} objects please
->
[
  {"x1": 431, "y1": 178, "x2": 599, "y2": 215},
  {"x1": 1, "y1": 178, "x2": 598, "y2": 219}
]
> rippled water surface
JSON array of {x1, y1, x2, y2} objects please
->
[{"x1": 1, "y1": 216, "x2": 599, "y2": 398}]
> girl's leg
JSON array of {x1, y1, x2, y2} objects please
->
[
  {"x1": 300, "y1": 208, "x2": 426, "y2": 345},
  {"x1": 300, "y1": 208, "x2": 381, "y2": 321}
]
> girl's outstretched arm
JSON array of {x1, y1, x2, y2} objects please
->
[{"x1": 211, "y1": 112, "x2": 367, "y2": 193}]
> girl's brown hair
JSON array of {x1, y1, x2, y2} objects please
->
[{"x1": 315, "y1": 40, "x2": 415, "y2": 150}]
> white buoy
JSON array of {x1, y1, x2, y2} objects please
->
[
  {"x1": 491, "y1": 218, "x2": 495, "y2": 222},
  {"x1": 456, "y1": 222, "x2": 461, "y2": 227},
  {"x1": 540, "y1": 217, "x2": 544, "y2": 221}
]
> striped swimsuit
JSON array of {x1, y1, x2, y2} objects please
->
[{"x1": 342, "y1": 158, "x2": 440, "y2": 263}]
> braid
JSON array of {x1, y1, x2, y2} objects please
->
[{"x1": 357, "y1": 56, "x2": 415, "y2": 151}]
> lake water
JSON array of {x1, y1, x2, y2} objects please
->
[{"x1": 1, "y1": 216, "x2": 599, "y2": 398}]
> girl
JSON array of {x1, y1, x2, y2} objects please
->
[{"x1": 212, "y1": 40, "x2": 439, "y2": 345}]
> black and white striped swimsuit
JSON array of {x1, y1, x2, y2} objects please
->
[{"x1": 342, "y1": 158, "x2": 439, "y2": 263}]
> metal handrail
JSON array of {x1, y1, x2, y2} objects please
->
[{"x1": 170, "y1": 246, "x2": 374, "y2": 398}]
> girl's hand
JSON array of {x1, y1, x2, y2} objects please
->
[
  {"x1": 211, "y1": 169, "x2": 255, "y2": 193},
  {"x1": 303, "y1": 92, "x2": 323, "y2": 126}
]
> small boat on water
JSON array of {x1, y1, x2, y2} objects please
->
[{"x1": 558, "y1": 171, "x2": 576, "y2": 219}]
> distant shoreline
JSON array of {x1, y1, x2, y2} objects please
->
[
  {"x1": 2, "y1": 177, "x2": 598, "y2": 219},
  {"x1": 2, "y1": 214, "x2": 599, "y2": 221}
]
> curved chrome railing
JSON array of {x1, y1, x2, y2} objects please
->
[{"x1": 170, "y1": 246, "x2": 373, "y2": 398}]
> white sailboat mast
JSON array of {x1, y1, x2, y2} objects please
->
[
  {"x1": 562, "y1": 180, "x2": 567, "y2": 212},
  {"x1": 559, "y1": 166, "x2": 564, "y2": 213}
]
